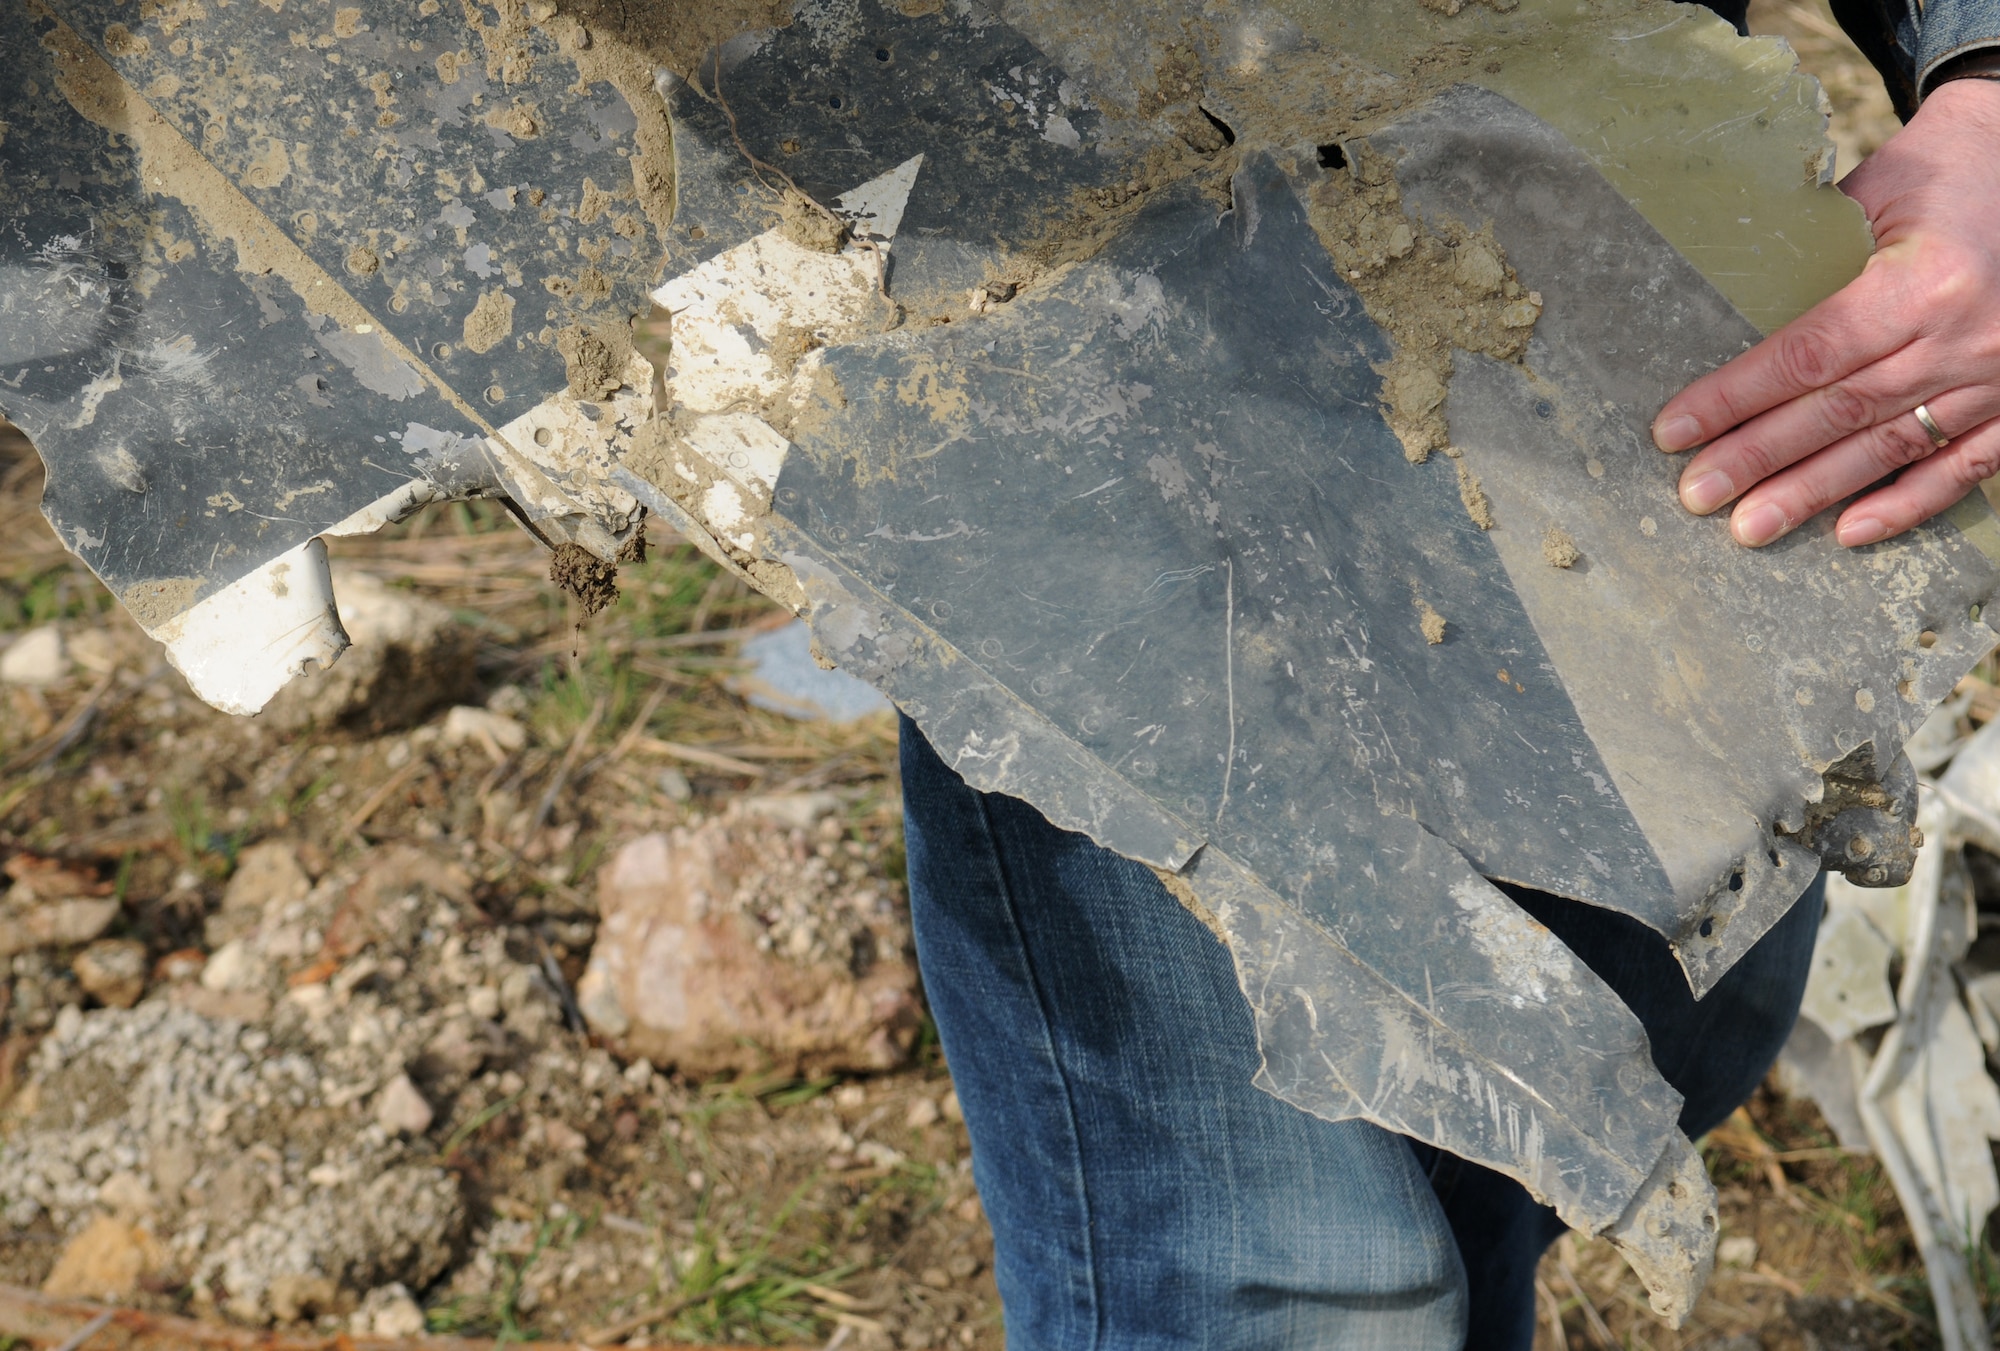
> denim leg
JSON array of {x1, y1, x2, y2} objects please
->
[
  {"x1": 901, "y1": 718, "x2": 1467, "y2": 1351},
  {"x1": 902, "y1": 716, "x2": 1821, "y2": 1351}
]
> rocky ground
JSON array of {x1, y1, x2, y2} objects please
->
[
  {"x1": 0, "y1": 6, "x2": 1980, "y2": 1349},
  {"x1": 0, "y1": 411, "x2": 997, "y2": 1349}
]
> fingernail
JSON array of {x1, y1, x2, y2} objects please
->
[
  {"x1": 1681, "y1": 470, "x2": 1734, "y2": 515},
  {"x1": 1735, "y1": 502, "x2": 1790, "y2": 547},
  {"x1": 1838, "y1": 517, "x2": 1889, "y2": 547},
  {"x1": 1654, "y1": 414, "x2": 1703, "y2": 451}
]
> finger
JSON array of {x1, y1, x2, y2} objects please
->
[
  {"x1": 1673, "y1": 341, "x2": 1965, "y2": 515},
  {"x1": 1835, "y1": 414, "x2": 2000, "y2": 547},
  {"x1": 1721, "y1": 389, "x2": 2000, "y2": 546},
  {"x1": 1652, "y1": 261, "x2": 1914, "y2": 452}
]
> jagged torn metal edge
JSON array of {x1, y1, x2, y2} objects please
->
[{"x1": 771, "y1": 531, "x2": 1721, "y2": 1321}]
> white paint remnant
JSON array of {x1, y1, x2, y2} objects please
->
[
  {"x1": 647, "y1": 158, "x2": 924, "y2": 554},
  {"x1": 834, "y1": 154, "x2": 923, "y2": 243},
  {"x1": 1042, "y1": 114, "x2": 1081, "y2": 148},
  {"x1": 702, "y1": 479, "x2": 747, "y2": 532},
  {"x1": 150, "y1": 538, "x2": 347, "y2": 717},
  {"x1": 681, "y1": 411, "x2": 792, "y2": 504}
]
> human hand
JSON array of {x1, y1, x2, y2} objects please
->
[{"x1": 1651, "y1": 76, "x2": 2000, "y2": 547}]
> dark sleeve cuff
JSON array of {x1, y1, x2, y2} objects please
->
[{"x1": 1913, "y1": 0, "x2": 2000, "y2": 98}]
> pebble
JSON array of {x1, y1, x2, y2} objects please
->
[
  {"x1": 200, "y1": 939, "x2": 265, "y2": 993},
  {"x1": 441, "y1": 705, "x2": 528, "y2": 754},
  {"x1": 374, "y1": 1073, "x2": 436, "y2": 1136},
  {"x1": 1717, "y1": 1234, "x2": 1758, "y2": 1268},
  {"x1": 40, "y1": 1214, "x2": 162, "y2": 1300},
  {"x1": 67, "y1": 627, "x2": 117, "y2": 675},
  {"x1": 737, "y1": 790, "x2": 841, "y2": 831},
  {"x1": 355, "y1": 1283, "x2": 427, "y2": 1338},
  {"x1": 543, "y1": 1118, "x2": 588, "y2": 1154},
  {"x1": 0, "y1": 625, "x2": 65, "y2": 686},
  {"x1": 221, "y1": 842, "x2": 312, "y2": 916},
  {"x1": 73, "y1": 938, "x2": 148, "y2": 1009}
]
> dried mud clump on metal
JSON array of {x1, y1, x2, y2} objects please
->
[
  {"x1": 548, "y1": 540, "x2": 620, "y2": 614},
  {"x1": 1416, "y1": 597, "x2": 1448, "y2": 645},
  {"x1": 780, "y1": 187, "x2": 851, "y2": 254},
  {"x1": 554, "y1": 319, "x2": 633, "y2": 400},
  {"x1": 1004, "y1": 31, "x2": 1544, "y2": 533},
  {"x1": 1543, "y1": 525, "x2": 1581, "y2": 568},
  {"x1": 461, "y1": 288, "x2": 517, "y2": 355},
  {"x1": 1304, "y1": 143, "x2": 1540, "y2": 468}
]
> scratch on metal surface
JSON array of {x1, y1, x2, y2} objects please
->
[{"x1": 1218, "y1": 557, "x2": 1236, "y2": 826}]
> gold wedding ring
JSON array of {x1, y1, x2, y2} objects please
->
[{"x1": 1914, "y1": 403, "x2": 1952, "y2": 450}]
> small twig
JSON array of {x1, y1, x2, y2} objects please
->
[
  {"x1": 1713, "y1": 1106, "x2": 1792, "y2": 1197},
  {"x1": 1, "y1": 671, "x2": 115, "y2": 777},
  {"x1": 821, "y1": 1311, "x2": 886, "y2": 1335},
  {"x1": 799, "y1": 1284, "x2": 863, "y2": 1312},
  {"x1": 686, "y1": 571, "x2": 732, "y2": 641},
  {"x1": 574, "y1": 683, "x2": 669, "y2": 791},
  {"x1": 1851, "y1": 1281, "x2": 1922, "y2": 1324},
  {"x1": 581, "y1": 1277, "x2": 745, "y2": 1347},
  {"x1": 1749, "y1": 1262, "x2": 1806, "y2": 1297},
  {"x1": 341, "y1": 758, "x2": 426, "y2": 842},
  {"x1": 534, "y1": 929, "x2": 587, "y2": 1035},
  {"x1": 1555, "y1": 1251, "x2": 1616, "y2": 1351},
  {"x1": 630, "y1": 736, "x2": 763, "y2": 777},
  {"x1": 1768, "y1": 1145, "x2": 1873, "y2": 1162},
  {"x1": 611, "y1": 684, "x2": 669, "y2": 761},
  {"x1": 1535, "y1": 1277, "x2": 1569, "y2": 1351},
  {"x1": 528, "y1": 697, "x2": 605, "y2": 834},
  {"x1": 438, "y1": 1089, "x2": 524, "y2": 1160},
  {"x1": 51, "y1": 1308, "x2": 114, "y2": 1351}
]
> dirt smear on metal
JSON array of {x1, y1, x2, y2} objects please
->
[
  {"x1": 555, "y1": 0, "x2": 793, "y2": 81},
  {"x1": 996, "y1": 30, "x2": 1545, "y2": 532},
  {"x1": 461, "y1": 0, "x2": 687, "y2": 254}
]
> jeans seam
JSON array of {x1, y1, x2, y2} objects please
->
[{"x1": 969, "y1": 791, "x2": 1104, "y2": 1351}]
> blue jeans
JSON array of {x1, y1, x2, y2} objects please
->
[{"x1": 901, "y1": 718, "x2": 1823, "y2": 1351}]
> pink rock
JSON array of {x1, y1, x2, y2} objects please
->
[{"x1": 578, "y1": 826, "x2": 919, "y2": 1078}]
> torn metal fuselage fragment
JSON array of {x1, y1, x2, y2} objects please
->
[
  {"x1": 6, "y1": 0, "x2": 1999, "y2": 1323},
  {"x1": 0, "y1": 0, "x2": 657, "y2": 709}
]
